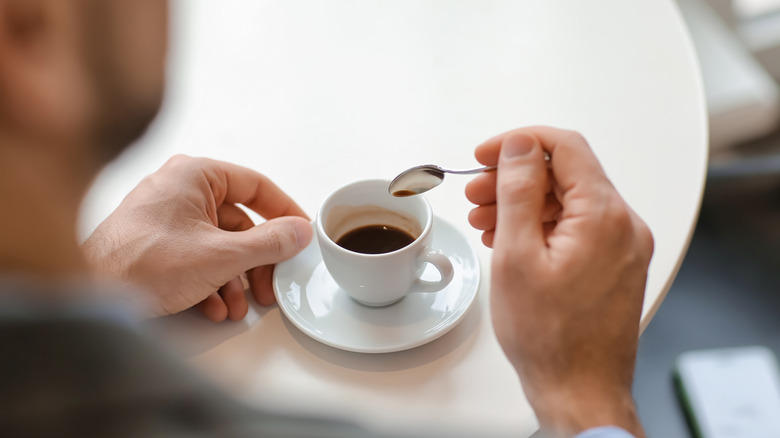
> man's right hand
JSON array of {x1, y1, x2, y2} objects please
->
[{"x1": 466, "y1": 127, "x2": 653, "y2": 438}]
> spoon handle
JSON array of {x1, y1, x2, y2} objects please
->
[
  {"x1": 443, "y1": 166, "x2": 497, "y2": 175},
  {"x1": 446, "y1": 152, "x2": 551, "y2": 175}
]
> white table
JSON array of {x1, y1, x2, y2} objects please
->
[{"x1": 79, "y1": 1, "x2": 708, "y2": 436}]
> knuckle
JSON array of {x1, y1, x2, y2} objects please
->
[
  {"x1": 635, "y1": 220, "x2": 655, "y2": 260},
  {"x1": 165, "y1": 154, "x2": 194, "y2": 168},
  {"x1": 163, "y1": 154, "x2": 211, "y2": 175},
  {"x1": 561, "y1": 129, "x2": 588, "y2": 146},
  {"x1": 262, "y1": 230, "x2": 285, "y2": 256},
  {"x1": 606, "y1": 207, "x2": 654, "y2": 269},
  {"x1": 603, "y1": 197, "x2": 632, "y2": 229}
]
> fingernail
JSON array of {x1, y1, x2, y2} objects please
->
[
  {"x1": 502, "y1": 134, "x2": 535, "y2": 158},
  {"x1": 293, "y1": 220, "x2": 313, "y2": 249}
]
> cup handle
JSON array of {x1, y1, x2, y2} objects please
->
[{"x1": 412, "y1": 249, "x2": 454, "y2": 293}]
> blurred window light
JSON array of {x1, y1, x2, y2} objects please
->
[{"x1": 734, "y1": 0, "x2": 780, "y2": 19}]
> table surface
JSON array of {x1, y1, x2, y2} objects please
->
[{"x1": 79, "y1": 1, "x2": 708, "y2": 436}]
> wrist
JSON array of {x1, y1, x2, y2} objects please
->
[{"x1": 527, "y1": 384, "x2": 645, "y2": 438}]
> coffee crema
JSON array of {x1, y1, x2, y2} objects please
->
[{"x1": 335, "y1": 224, "x2": 415, "y2": 254}]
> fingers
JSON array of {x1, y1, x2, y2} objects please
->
[
  {"x1": 202, "y1": 162, "x2": 307, "y2": 312},
  {"x1": 207, "y1": 159, "x2": 309, "y2": 220},
  {"x1": 481, "y1": 230, "x2": 495, "y2": 248},
  {"x1": 163, "y1": 155, "x2": 309, "y2": 220},
  {"x1": 476, "y1": 127, "x2": 608, "y2": 194},
  {"x1": 466, "y1": 168, "x2": 552, "y2": 206},
  {"x1": 542, "y1": 192, "x2": 563, "y2": 222},
  {"x1": 217, "y1": 203, "x2": 254, "y2": 232},
  {"x1": 248, "y1": 264, "x2": 276, "y2": 306},
  {"x1": 195, "y1": 277, "x2": 249, "y2": 322},
  {"x1": 196, "y1": 293, "x2": 228, "y2": 322},
  {"x1": 469, "y1": 204, "x2": 497, "y2": 230},
  {"x1": 190, "y1": 157, "x2": 311, "y2": 313},
  {"x1": 493, "y1": 133, "x2": 550, "y2": 252},
  {"x1": 474, "y1": 133, "x2": 504, "y2": 166},
  {"x1": 465, "y1": 171, "x2": 497, "y2": 205},
  {"x1": 523, "y1": 127, "x2": 608, "y2": 195},
  {"x1": 470, "y1": 127, "x2": 613, "y2": 247},
  {"x1": 219, "y1": 277, "x2": 249, "y2": 321},
  {"x1": 226, "y1": 216, "x2": 313, "y2": 273},
  {"x1": 469, "y1": 193, "x2": 562, "y2": 231},
  {"x1": 216, "y1": 206, "x2": 306, "y2": 308}
]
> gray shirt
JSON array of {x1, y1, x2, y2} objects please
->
[{"x1": 0, "y1": 280, "x2": 632, "y2": 438}]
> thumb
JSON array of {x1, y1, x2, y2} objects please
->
[
  {"x1": 495, "y1": 133, "x2": 549, "y2": 252},
  {"x1": 232, "y1": 216, "x2": 313, "y2": 270}
]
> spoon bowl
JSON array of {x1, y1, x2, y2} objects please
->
[{"x1": 389, "y1": 165, "x2": 495, "y2": 197}]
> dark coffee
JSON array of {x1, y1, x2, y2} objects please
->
[
  {"x1": 335, "y1": 224, "x2": 416, "y2": 254},
  {"x1": 391, "y1": 189, "x2": 418, "y2": 197}
]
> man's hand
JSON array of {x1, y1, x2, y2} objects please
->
[
  {"x1": 466, "y1": 127, "x2": 653, "y2": 438},
  {"x1": 83, "y1": 155, "x2": 312, "y2": 322}
]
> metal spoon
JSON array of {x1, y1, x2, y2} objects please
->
[
  {"x1": 389, "y1": 152, "x2": 550, "y2": 197},
  {"x1": 388, "y1": 165, "x2": 496, "y2": 197}
]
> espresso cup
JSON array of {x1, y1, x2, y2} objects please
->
[{"x1": 316, "y1": 179, "x2": 454, "y2": 307}]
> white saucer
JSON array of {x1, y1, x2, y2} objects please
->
[{"x1": 273, "y1": 216, "x2": 480, "y2": 353}]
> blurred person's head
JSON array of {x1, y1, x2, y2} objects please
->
[
  {"x1": 0, "y1": 0, "x2": 168, "y2": 274},
  {"x1": 0, "y1": 0, "x2": 168, "y2": 173}
]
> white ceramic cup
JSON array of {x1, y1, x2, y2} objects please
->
[{"x1": 316, "y1": 179, "x2": 454, "y2": 307}]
